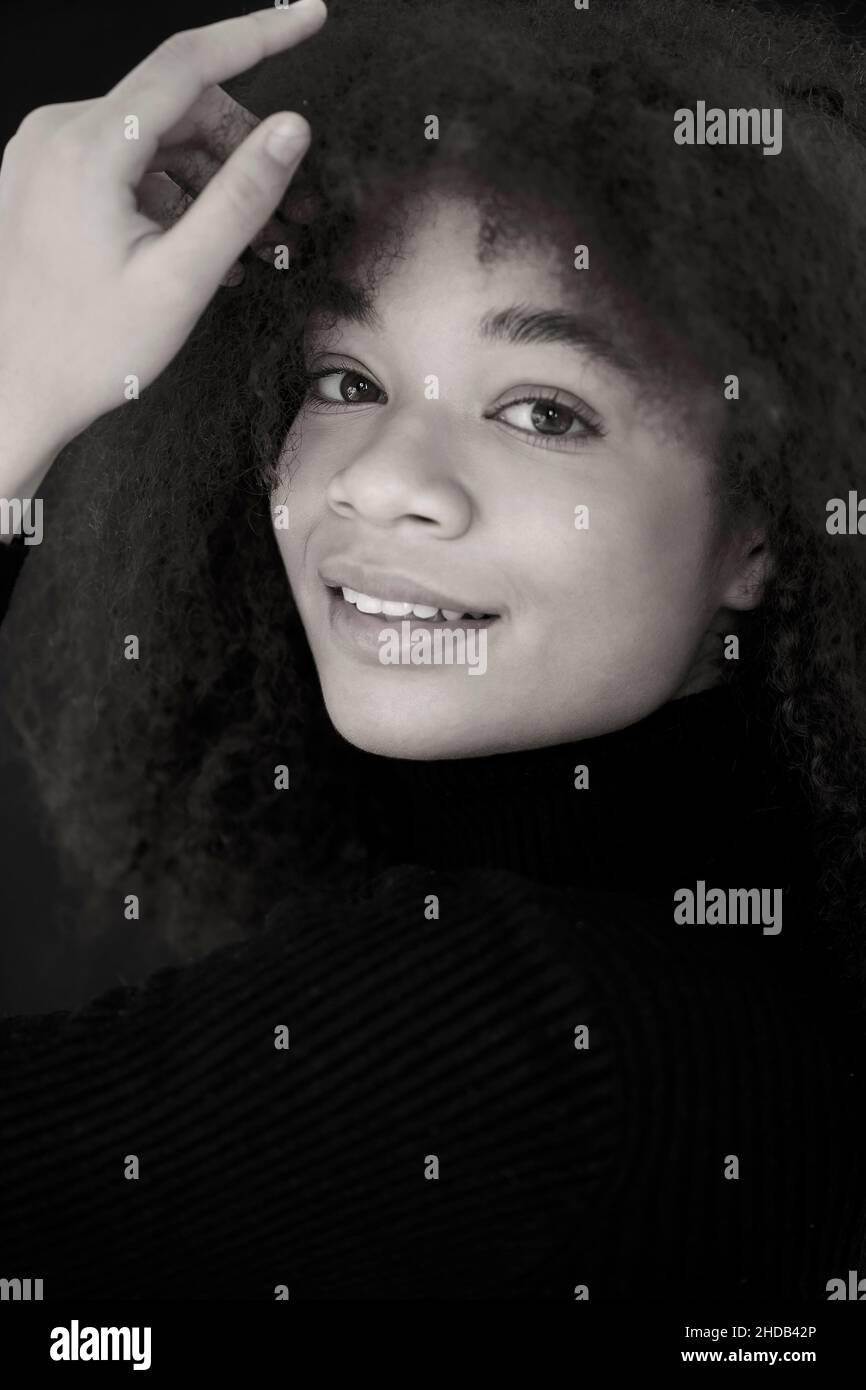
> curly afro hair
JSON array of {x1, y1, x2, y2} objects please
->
[{"x1": 4, "y1": 0, "x2": 866, "y2": 983}]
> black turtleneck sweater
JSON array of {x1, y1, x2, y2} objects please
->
[{"x1": 1, "y1": 536, "x2": 865, "y2": 1300}]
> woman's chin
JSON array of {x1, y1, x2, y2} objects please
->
[
  {"x1": 319, "y1": 686, "x2": 519, "y2": 761},
  {"x1": 323, "y1": 701, "x2": 475, "y2": 760}
]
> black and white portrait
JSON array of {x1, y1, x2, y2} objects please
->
[{"x1": 1, "y1": 0, "x2": 866, "y2": 1357}]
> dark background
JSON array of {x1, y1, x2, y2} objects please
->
[
  {"x1": 3, "y1": 0, "x2": 866, "y2": 142},
  {"x1": 1, "y1": 0, "x2": 865, "y2": 1014}
]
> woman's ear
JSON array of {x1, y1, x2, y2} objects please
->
[{"x1": 720, "y1": 526, "x2": 772, "y2": 612}]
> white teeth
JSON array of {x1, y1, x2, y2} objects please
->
[
  {"x1": 355, "y1": 592, "x2": 383, "y2": 614},
  {"x1": 338, "y1": 586, "x2": 488, "y2": 622}
]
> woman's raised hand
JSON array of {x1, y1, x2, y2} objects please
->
[{"x1": 0, "y1": 0, "x2": 326, "y2": 504}]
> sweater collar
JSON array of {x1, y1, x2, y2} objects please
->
[{"x1": 331, "y1": 685, "x2": 813, "y2": 903}]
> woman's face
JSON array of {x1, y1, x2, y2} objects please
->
[{"x1": 272, "y1": 195, "x2": 761, "y2": 759}]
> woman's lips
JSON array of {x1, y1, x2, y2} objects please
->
[
  {"x1": 317, "y1": 561, "x2": 500, "y2": 620},
  {"x1": 323, "y1": 584, "x2": 499, "y2": 663}
]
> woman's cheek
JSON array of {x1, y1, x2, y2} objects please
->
[{"x1": 556, "y1": 499, "x2": 711, "y2": 671}]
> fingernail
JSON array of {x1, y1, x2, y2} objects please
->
[{"x1": 266, "y1": 117, "x2": 308, "y2": 165}]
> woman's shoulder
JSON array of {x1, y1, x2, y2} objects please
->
[{"x1": 3, "y1": 861, "x2": 864, "y2": 1298}]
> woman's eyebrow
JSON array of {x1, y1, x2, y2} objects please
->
[
  {"x1": 309, "y1": 287, "x2": 643, "y2": 383},
  {"x1": 478, "y1": 305, "x2": 641, "y2": 380},
  {"x1": 310, "y1": 280, "x2": 379, "y2": 330}
]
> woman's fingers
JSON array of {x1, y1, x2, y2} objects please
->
[
  {"x1": 138, "y1": 172, "x2": 249, "y2": 285},
  {"x1": 135, "y1": 112, "x2": 311, "y2": 298},
  {"x1": 138, "y1": 159, "x2": 301, "y2": 268},
  {"x1": 78, "y1": 0, "x2": 326, "y2": 182},
  {"x1": 144, "y1": 87, "x2": 288, "y2": 252},
  {"x1": 119, "y1": 5, "x2": 325, "y2": 291},
  {"x1": 0, "y1": 2, "x2": 326, "y2": 464}
]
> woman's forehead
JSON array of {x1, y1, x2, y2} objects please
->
[
  {"x1": 302, "y1": 206, "x2": 684, "y2": 395},
  {"x1": 304, "y1": 191, "x2": 610, "y2": 334}
]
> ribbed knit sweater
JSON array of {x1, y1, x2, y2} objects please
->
[{"x1": 1, "y1": 535, "x2": 865, "y2": 1300}]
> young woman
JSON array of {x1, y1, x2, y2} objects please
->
[{"x1": 2, "y1": 0, "x2": 866, "y2": 1300}]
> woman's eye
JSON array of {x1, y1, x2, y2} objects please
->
[
  {"x1": 306, "y1": 369, "x2": 385, "y2": 406},
  {"x1": 490, "y1": 393, "x2": 605, "y2": 449}
]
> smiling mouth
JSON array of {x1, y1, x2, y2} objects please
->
[{"x1": 326, "y1": 584, "x2": 499, "y2": 624}]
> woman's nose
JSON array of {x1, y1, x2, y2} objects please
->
[{"x1": 326, "y1": 418, "x2": 473, "y2": 538}]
